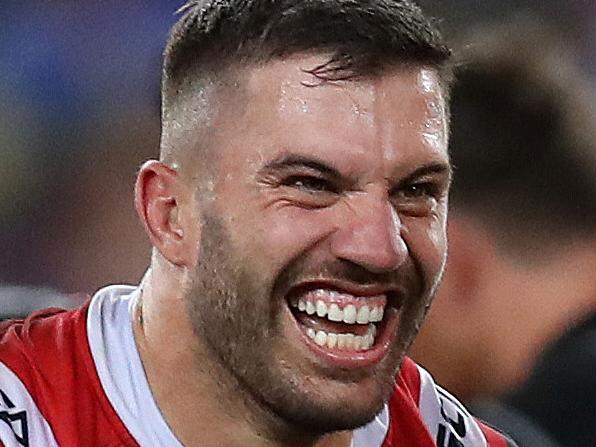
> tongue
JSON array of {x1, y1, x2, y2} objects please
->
[{"x1": 293, "y1": 311, "x2": 371, "y2": 336}]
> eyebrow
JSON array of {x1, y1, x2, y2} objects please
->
[
  {"x1": 262, "y1": 153, "x2": 452, "y2": 185},
  {"x1": 403, "y1": 162, "x2": 452, "y2": 182},
  {"x1": 262, "y1": 154, "x2": 343, "y2": 180}
]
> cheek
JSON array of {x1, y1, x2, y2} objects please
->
[
  {"x1": 402, "y1": 212, "x2": 447, "y2": 274},
  {"x1": 266, "y1": 208, "x2": 334, "y2": 251},
  {"x1": 235, "y1": 206, "x2": 336, "y2": 270}
]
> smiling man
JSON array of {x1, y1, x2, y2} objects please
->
[{"x1": 0, "y1": 1, "x2": 516, "y2": 446}]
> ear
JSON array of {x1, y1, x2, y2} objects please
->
[{"x1": 135, "y1": 160, "x2": 195, "y2": 267}]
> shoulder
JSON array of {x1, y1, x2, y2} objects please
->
[
  {"x1": 385, "y1": 357, "x2": 518, "y2": 447},
  {"x1": 0, "y1": 288, "x2": 140, "y2": 447},
  {"x1": 0, "y1": 305, "x2": 88, "y2": 446},
  {"x1": 0, "y1": 304, "x2": 90, "y2": 386}
]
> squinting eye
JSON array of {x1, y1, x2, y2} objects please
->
[
  {"x1": 284, "y1": 176, "x2": 337, "y2": 194},
  {"x1": 391, "y1": 181, "x2": 443, "y2": 216},
  {"x1": 403, "y1": 183, "x2": 434, "y2": 198}
]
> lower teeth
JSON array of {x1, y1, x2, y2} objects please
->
[{"x1": 306, "y1": 325, "x2": 376, "y2": 351}]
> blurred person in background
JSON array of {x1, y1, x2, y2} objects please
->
[
  {"x1": 409, "y1": 19, "x2": 596, "y2": 446},
  {"x1": 509, "y1": 304, "x2": 596, "y2": 446}
]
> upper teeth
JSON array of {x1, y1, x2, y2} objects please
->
[{"x1": 294, "y1": 297, "x2": 384, "y2": 325}]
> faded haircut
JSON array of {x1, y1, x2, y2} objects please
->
[
  {"x1": 449, "y1": 18, "x2": 596, "y2": 257},
  {"x1": 160, "y1": 0, "x2": 452, "y2": 159}
]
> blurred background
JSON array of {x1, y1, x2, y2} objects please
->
[
  {"x1": 1, "y1": 1, "x2": 183, "y2": 294},
  {"x1": 2, "y1": 2, "x2": 596, "y2": 445}
]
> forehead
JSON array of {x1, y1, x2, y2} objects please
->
[{"x1": 211, "y1": 54, "x2": 448, "y2": 177}]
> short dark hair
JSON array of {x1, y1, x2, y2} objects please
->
[
  {"x1": 161, "y1": 0, "x2": 451, "y2": 116},
  {"x1": 449, "y1": 19, "x2": 596, "y2": 256}
]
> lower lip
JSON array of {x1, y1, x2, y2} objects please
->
[{"x1": 283, "y1": 303, "x2": 401, "y2": 369}]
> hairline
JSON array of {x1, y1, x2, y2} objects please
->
[{"x1": 160, "y1": 53, "x2": 453, "y2": 163}]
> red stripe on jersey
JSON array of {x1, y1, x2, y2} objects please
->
[
  {"x1": 0, "y1": 304, "x2": 139, "y2": 446},
  {"x1": 382, "y1": 357, "x2": 435, "y2": 446},
  {"x1": 478, "y1": 421, "x2": 511, "y2": 447},
  {"x1": 398, "y1": 357, "x2": 422, "y2": 405}
]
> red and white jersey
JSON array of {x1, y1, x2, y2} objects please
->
[{"x1": 0, "y1": 286, "x2": 515, "y2": 447}]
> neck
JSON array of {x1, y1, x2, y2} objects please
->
[{"x1": 133, "y1": 268, "x2": 353, "y2": 447}]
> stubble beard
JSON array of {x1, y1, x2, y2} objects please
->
[{"x1": 185, "y1": 212, "x2": 436, "y2": 438}]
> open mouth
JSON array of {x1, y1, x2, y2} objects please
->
[{"x1": 286, "y1": 285, "x2": 402, "y2": 360}]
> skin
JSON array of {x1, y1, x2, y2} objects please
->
[{"x1": 133, "y1": 54, "x2": 450, "y2": 447}]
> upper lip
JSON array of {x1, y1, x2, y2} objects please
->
[{"x1": 287, "y1": 278, "x2": 404, "y2": 303}]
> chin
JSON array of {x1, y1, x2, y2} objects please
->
[
  {"x1": 263, "y1": 369, "x2": 393, "y2": 435},
  {"x1": 278, "y1": 393, "x2": 385, "y2": 434}
]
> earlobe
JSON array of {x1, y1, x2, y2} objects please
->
[{"x1": 135, "y1": 160, "x2": 192, "y2": 266}]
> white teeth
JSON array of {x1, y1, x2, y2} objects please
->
[
  {"x1": 327, "y1": 303, "x2": 343, "y2": 322},
  {"x1": 356, "y1": 305, "x2": 370, "y2": 324},
  {"x1": 327, "y1": 333, "x2": 337, "y2": 349},
  {"x1": 361, "y1": 333, "x2": 374, "y2": 350},
  {"x1": 293, "y1": 291, "x2": 386, "y2": 324},
  {"x1": 370, "y1": 306, "x2": 384, "y2": 322},
  {"x1": 361, "y1": 335, "x2": 370, "y2": 350},
  {"x1": 344, "y1": 333, "x2": 355, "y2": 348},
  {"x1": 316, "y1": 300, "x2": 327, "y2": 317},
  {"x1": 337, "y1": 333, "x2": 348, "y2": 349},
  {"x1": 304, "y1": 323, "x2": 377, "y2": 351},
  {"x1": 298, "y1": 299, "x2": 306, "y2": 312},
  {"x1": 368, "y1": 307, "x2": 378, "y2": 322},
  {"x1": 314, "y1": 331, "x2": 327, "y2": 346},
  {"x1": 343, "y1": 305, "x2": 357, "y2": 324}
]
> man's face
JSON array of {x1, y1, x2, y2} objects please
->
[{"x1": 185, "y1": 55, "x2": 450, "y2": 433}]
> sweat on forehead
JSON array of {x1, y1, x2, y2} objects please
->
[{"x1": 159, "y1": 0, "x2": 452, "y2": 160}]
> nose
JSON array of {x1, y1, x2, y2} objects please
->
[{"x1": 329, "y1": 192, "x2": 408, "y2": 274}]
